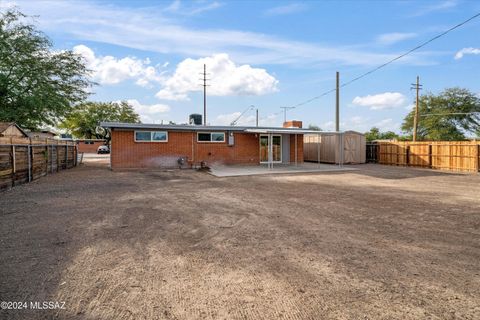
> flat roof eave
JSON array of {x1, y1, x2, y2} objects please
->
[{"x1": 100, "y1": 122, "x2": 339, "y2": 134}]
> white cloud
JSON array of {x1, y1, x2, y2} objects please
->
[
  {"x1": 376, "y1": 32, "x2": 417, "y2": 45},
  {"x1": 156, "y1": 53, "x2": 278, "y2": 101},
  {"x1": 214, "y1": 112, "x2": 277, "y2": 126},
  {"x1": 264, "y1": 3, "x2": 307, "y2": 16},
  {"x1": 73, "y1": 45, "x2": 165, "y2": 86},
  {"x1": 352, "y1": 92, "x2": 407, "y2": 110},
  {"x1": 374, "y1": 118, "x2": 400, "y2": 132},
  {"x1": 164, "y1": 0, "x2": 223, "y2": 16},
  {"x1": 321, "y1": 116, "x2": 367, "y2": 132},
  {"x1": 14, "y1": 0, "x2": 431, "y2": 67},
  {"x1": 122, "y1": 99, "x2": 171, "y2": 123},
  {"x1": 454, "y1": 47, "x2": 480, "y2": 60},
  {"x1": 321, "y1": 116, "x2": 400, "y2": 133}
]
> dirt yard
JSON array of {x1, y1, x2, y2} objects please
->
[{"x1": 0, "y1": 161, "x2": 479, "y2": 320}]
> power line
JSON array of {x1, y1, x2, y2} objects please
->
[
  {"x1": 420, "y1": 112, "x2": 480, "y2": 117},
  {"x1": 280, "y1": 12, "x2": 480, "y2": 112}
]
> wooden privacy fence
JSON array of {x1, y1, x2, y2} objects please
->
[
  {"x1": 0, "y1": 137, "x2": 77, "y2": 190},
  {"x1": 367, "y1": 141, "x2": 480, "y2": 172}
]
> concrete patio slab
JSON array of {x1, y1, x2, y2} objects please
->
[{"x1": 208, "y1": 162, "x2": 356, "y2": 177}]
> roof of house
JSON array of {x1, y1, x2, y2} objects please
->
[
  {"x1": 100, "y1": 122, "x2": 339, "y2": 135},
  {"x1": 0, "y1": 122, "x2": 29, "y2": 137}
]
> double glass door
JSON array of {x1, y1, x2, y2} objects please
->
[{"x1": 260, "y1": 135, "x2": 282, "y2": 163}]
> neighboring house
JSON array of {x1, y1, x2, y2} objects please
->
[
  {"x1": 100, "y1": 120, "x2": 315, "y2": 169},
  {"x1": 76, "y1": 139, "x2": 107, "y2": 153},
  {"x1": 27, "y1": 129, "x2": 58, "y2": 139},
  {"x1": 0, "y1": 122, "x2": 29, "y2": 138}
]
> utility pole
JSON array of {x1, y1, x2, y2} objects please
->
[
  {"x1": 199, "y1": 64, "x2": 210, "y2": 125},
  {"x1": 411, "y1": 76, "x2": 422, "y2": 141},
  {"x1": 256, "y1": 109, "x2": 259, "y2": 127},
  {"x1": 280, "y1": 107, "x2": 295, "y2": 123},
  {"x1": 336, "y1": 71, "x2": 340, "y2": 132}
]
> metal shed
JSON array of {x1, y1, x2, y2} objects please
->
[{"x1": 304, "y1": 131, "x2": 366, "y2": 164}]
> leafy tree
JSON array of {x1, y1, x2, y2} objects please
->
[
  {"x1": 0, "y1": 9, "x2": 92, "y2": 130},
  {"x1": 365, "y1": 127, "x2": 398, "y2": 141},
  {"x1": 60, "y1": 101, "x2": 140, "y2": 140},
  {"x1": 402, "y1": 88, "x2": 480, "y2": 141},
  {"x1": 308, "y1": 124, "x2": 322, "y2": 131}
]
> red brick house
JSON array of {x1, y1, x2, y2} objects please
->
[{"x1": 101, "y1": 121, "x2": 316, "y2": 169}]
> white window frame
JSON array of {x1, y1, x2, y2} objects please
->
[
  {"x1": 197, "y1": 132, "x2": 225, "y2": 143},
  {"x1": 134, "y1": 130, "x2": 168, "y2": 142},
  {"x1": 259, "y1": 134, "x2": 282, "y2": 164}
]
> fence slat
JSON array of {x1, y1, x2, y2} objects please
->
[
  {"x1": 0, "y1": 138, "x2": 77, "y2": 190},
  {"x1": 370, "y1": 141, "x2": 480, "y2": 173}
]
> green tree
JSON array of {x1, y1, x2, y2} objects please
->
[
  {"x1": 60, "y1": 101, "x2": 140, "y2": 140},
  {"x1": 308, "y1": 124, "x2": 322, "y2": 131},
  {"x1": 0, "y1": 9, "x2": 92, "y2": 130},
  {"x1": 402, "y1": 88, "x2": 480, "y2": 141},
  {"x1": 365, "y1": 127, "x2": 398, "y2": 141}
]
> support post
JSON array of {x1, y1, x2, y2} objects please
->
[
  {"x1": 336, "y1": 71, "x2": 340, "y2": 132},
  {"x1": 45, "y1": 139, "x2": 48, "y2": 175},
  {"x1": 203, "y1": 64, "x2": 207, "y2": 125},
  {"x1": 412, "y1": 76, "x2": 421, "y2": 142},
  {"x1": 11, "y1": 145, "x2": 15, "y2": 187},
  {"x1": 317, "y1": 134, "x2": 321, "y2": 167},
  {"x1": 477, "y1": 144, "x2": 480, "y2": 173},
  {"x1": 51, "y1": 145, "x2": 54, "y2": 173},
  {"x1": 269, "y1": 134, "x2": 273, "y2": 169},
  {"x1": 428, "y1": 144, "x2": 433, "y2": 168},
  {"x1": 295, "y1": 134, "x2": 298, "y2": 166},
  {"x1": 256, "y1": 109, "x2": 259, "y2": 127},
  {"x1": 56, "y1": 144, "x2": 59, "y2": 172},
  {"x1": 27, "y1": 145, "x2": 32, "y2": 182},
  {"x1": 406, "y1": 145, "x2": 410, "y2": 167},
  {"x1": 339, "y1": 133, "x2": 344, "y2": 167}
]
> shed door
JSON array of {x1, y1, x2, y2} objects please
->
[{"x1": 344, "y1": 135, "x2": 356, "y2": 163}]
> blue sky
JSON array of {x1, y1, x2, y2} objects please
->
[{"x1": 4, "y1": 0, "x2": 480, "y2": 132}]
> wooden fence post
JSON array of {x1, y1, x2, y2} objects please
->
[
  {"x1": 474, "y1": 144, "x2": 479, "y2": 172},
  {"x1": 428, "y1": 144, "x2": 433, "y2": 169},
  {"x1": 11, "y1": 143, "x2": 15, "y2": 187},
  {"x1": 45, "y1": 138, "x2": 48, "y2": 175},
  {"x1": 56, "y1": 143, "x2": 59, "y2": 172},
  {"x1": 50, "y1": 145, "x2": 54, "y2": 173},
  {"x1": 406, "y1": 145, "x2": 410, "y2": 166},
  {"x1": 27, "y1": 144, "x2": 32, "y2": 182}
]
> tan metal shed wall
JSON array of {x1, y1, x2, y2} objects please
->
[{"x1": 304, "y1": 132, "x2": 366, "y2": 164}]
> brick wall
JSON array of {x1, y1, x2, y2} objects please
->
[
  {"x1": 110, "y1": 130, "x2": 260, "y2": 169},
  {"x1": 77, "y1": 140, "x2": 106, "y2": 153},
  {"x1": 289, "y1": 134, "x2": 304, "y2": 163}
]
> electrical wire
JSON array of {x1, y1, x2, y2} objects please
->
[{"x1": 279, "y1": 12, "x2": 480, "y2": 112}]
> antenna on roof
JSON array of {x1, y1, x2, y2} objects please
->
[{"x1": 230, "y1": 105, "x2": 255, "y2": 126}]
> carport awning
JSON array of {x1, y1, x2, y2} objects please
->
[{"x1": 244, "y1": 129, "x2": 336, "y2": 134}]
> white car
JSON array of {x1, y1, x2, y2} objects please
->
[{"x1": 97, "y1": 145, "x2": 110, "y2": 154}]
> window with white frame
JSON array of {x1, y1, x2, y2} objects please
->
[
  {"x1": 134, "y1": 131, "x2": 168, "y2": 142},
  {"x1": 197, "y1": 132, "x2": 225, "y2": 142}
]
